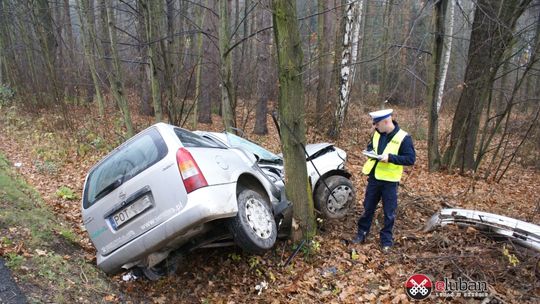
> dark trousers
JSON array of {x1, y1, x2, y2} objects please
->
[{"x1": 356, "y1": 176, "x2": 398, "y2": 246}]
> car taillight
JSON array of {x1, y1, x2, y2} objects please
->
[{"x1": 176, "y1": 148, "x2": 208, "y2": 193}]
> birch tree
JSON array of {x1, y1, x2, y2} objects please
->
[
  {"x1": 427, "y1": 0, "x2": 453, "y2": 171},
  {"x1": 328, "y1": 0, "x2": 363, "y2": 138}
]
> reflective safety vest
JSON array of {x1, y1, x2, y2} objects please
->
[{"x1": 362, "y1": 129, "x2": 408, "y2": 182}]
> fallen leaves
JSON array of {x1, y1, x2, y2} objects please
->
[{"x1": 1, "y1": 105, "x2": 539, "y2": 303}]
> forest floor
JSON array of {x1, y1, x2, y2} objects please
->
[{"x1": 0, "y1": 101, "x2": 539, "y2": 303}]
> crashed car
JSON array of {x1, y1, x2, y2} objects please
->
[
  {"x1": 424, "y1": 208, "x2": 540, "y2": 252},
  {"x1": 195, "y1": 131, "x2": 355, "y2": 219},
  {"x1": 81, "y1": 123, "x2": 354, "y2": 279}
]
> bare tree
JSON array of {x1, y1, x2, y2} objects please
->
[
  {"x1": 77, "y1": 0, "x2": 105, "y2": 116},
  {"x1": 253, "y1": 1, "x2": 271, "y2": 135},
  {"x1": 427, "y1": 0, "x2": 454, "y2": 172},
  {"x1": 272, "y1": 0, "x2": 315, "y2": 242},
  {"x1": 105, "y1": 0, "x2": 134, "y2": 136},
  {"x1": 328, "y1": 0, "x2": 363, "y2": 138},
  {"x1": 443, "y1": 0, "x2": 532, "y2": 171},
  {"x1": 219, "y1": 0, "x2": 236, "y2": 132},
  {"x1": 315, "y1": 0, "x2": 330, "y2": 128}
]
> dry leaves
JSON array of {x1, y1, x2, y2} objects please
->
[{"x1": 1, "y1": 104, "x2": 539, "y2": 303}]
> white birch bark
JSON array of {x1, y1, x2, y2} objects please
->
[
  {"x1": 436, "y1": 0, "x2": 455, "y2": 113},
  {"x1": 333, "y1": 0, "x2": 363, "y2": 135}
]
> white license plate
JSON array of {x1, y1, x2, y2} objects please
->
[{"x1": 110, "y1": 195, "x2": 152, "y2": 229}]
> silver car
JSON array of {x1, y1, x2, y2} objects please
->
[
  {"x1": 195, "y1": 131, "x2": 355, "y2": 219},
  {"x1": 82, "y1": 123, "x2": 354, "y2": 279},
  {"x1": 82, "y1": 123, "x2": 284, "y2": 278}
]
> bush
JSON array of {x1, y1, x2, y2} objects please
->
[
  {"x1": 0, "y1": 84, "x2": 15, "y2": 106},
  {"x1": 55, "y1": 186, "x2": 77, "y2": 200}
]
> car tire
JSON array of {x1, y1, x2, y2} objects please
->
[
  {"x1": 314, "y1": 175, "x2": 355, "y2": 219},
  {"x1": 139, "y1": 254, "x2": 182, "y2": 281},
  {"x1": 229, "y1": 189, "x2": 277, "y2": 254}
]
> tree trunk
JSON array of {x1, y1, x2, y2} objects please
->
[
  {"x1": 77, "y1": 0, "x2": 105, "y2": 116},
  {"x1": 328, "y1": 0, "x2": 363, "y2": 139},
  {"x1": 272, "y1": 0, "x2": 315, "y2": 242},
  {"x1": 105, "y1": 0, "x2": 134, "y2": 136},
  {"x1": 135, "y1": 0, "x2": 153, "y2": 116},
  {"x1": 219, "y1": 0, "x2": 236, "y2": 132},
  {"x1": 379, "y1": 0, "x2": 394, "y2": 101},
  {"x1": 0, "y1": 0, "x2": 11, "y2": 85},
  {"x1": 426, "y1": 0, "x2": 447, "y2": 172},
  {"x1": 63, "y1": 0, "x2": 77, "y2": 99},
  {"x1": 315, "y1": 0, "x2": 329, "y2": 129},
  {"x1": 442, "y1": 0, "x2": 531, "y2": 171},
  {"x1": 99, "y1": 0, "x2": 111, "y2": 80},
  {"x1": 253, "y1": 1, "x2": 270, "y2": 135},
  {"x1": 33, "y1": 0, "x2": 60, "y2": 105},
  {"x1": 436, "y1": 0, "x2": 454, "y2": 113},
  {"x1": 140, "y1": 0, "x2": 163, "y2": 122},
  {"x1": 193, "y1": 0, "x2": 207, "y2": 128},
  {"x1": 164, "y1": 0, "x2": 177, "y2": 124}
]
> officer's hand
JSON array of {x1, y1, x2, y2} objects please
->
[{"x1": 380, "y1": 154, "x2": 389, "y2": 162}]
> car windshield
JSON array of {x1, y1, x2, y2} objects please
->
[
  {"x1": 83, "y1": 128, "x2": 167, "y2": 208},
  {"x1": 225, "y1": 132, "x2": 282, "y2": 163}
]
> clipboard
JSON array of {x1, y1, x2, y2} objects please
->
[{"x1": 362, "y1": 150, "x2": 382, "y2": 160}]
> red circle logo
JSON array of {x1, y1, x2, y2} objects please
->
[{"x1": 405, "y1": 274, "x2": 433, "y2": 300}]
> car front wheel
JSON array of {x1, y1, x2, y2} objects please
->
[
  {"x1": 229, "y1": 189, "x2": 277, "y2": 254},
  {"x1": 314, "y1": 175, "x2": 355, "y2": 219}
]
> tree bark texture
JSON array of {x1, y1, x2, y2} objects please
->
[
  {"x1": 253, "y1": 1, "x2": 271, "y2": 135},
  {"x1": 315, "y1": 0, "x2": 330, "y2": 128},
  {"x1": 219, "y1": 0, "x2": 236, "y2": 132},
  {"x1": 426, "y1": 0, "x2": 447, "y2": 172},
  {"x1": 105, "y1": 0, "x2": 134, "y2": 136},
  {"x1": 272, "y1": 0, "x2": 315, "y2": 242},
  {"x1": 443, "y1": 0, "x2": 531, "y2": 171},
  {"x1": 77, "y1": 0, "x2": 105, "y2": 116},
  {"x1": 329, "y1": 0, "x2": 363, "y2": 139}
]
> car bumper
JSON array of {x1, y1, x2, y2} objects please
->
[{"x1": 96, "y1": 182, "x2": 238, "y2": 274}]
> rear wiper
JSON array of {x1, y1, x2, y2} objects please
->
[{"x1": 94, "y1": 177, "x2": 123, "y2": 201}]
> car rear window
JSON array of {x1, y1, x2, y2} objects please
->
[
  {"x1": 175, "y1": 128, "x2": 224, "y2": 148},
  {"x1": 83, "y1": 128, "x2": 167, "y2": 208}
]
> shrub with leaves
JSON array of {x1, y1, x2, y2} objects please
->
[
  {"x1": 0, "y1": 84, "x2": 15, "y2": 106},
  {"x1": 55, "y1": 186, "x2": 77, "y2": 200}
]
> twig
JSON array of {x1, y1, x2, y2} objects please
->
[
  {"x1": 80, "y1": 265, "x2": 88, "y2": 284},
  {"x1": 282, "y1": 239, "x2": 306, "y2": 268}
]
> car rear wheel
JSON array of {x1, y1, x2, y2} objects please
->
[
  {"x1": 314, "y1": 175, "x2": 355, "y2": 219},
  {"x1": 229, "y1": 189, "x2": 277, "y2": 254},
  {"x1": 139, "y1": 253, "x2": 183, "y2": 281}
]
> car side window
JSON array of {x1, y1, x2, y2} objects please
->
[{"x1": 174, "y1": 128, "x2": 224, "y2": 148}]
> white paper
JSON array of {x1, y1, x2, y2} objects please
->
[{"x1": 362, "y1": 150, "x2": 382, "y2": 160}]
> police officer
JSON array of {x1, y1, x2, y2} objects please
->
[{"x1": 351, "y1": 109, "x2": 416, "y2": 252}]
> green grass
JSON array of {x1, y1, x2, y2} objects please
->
[{"x1": 0, "y1": 153, "x2": 116, "y2": 303}]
